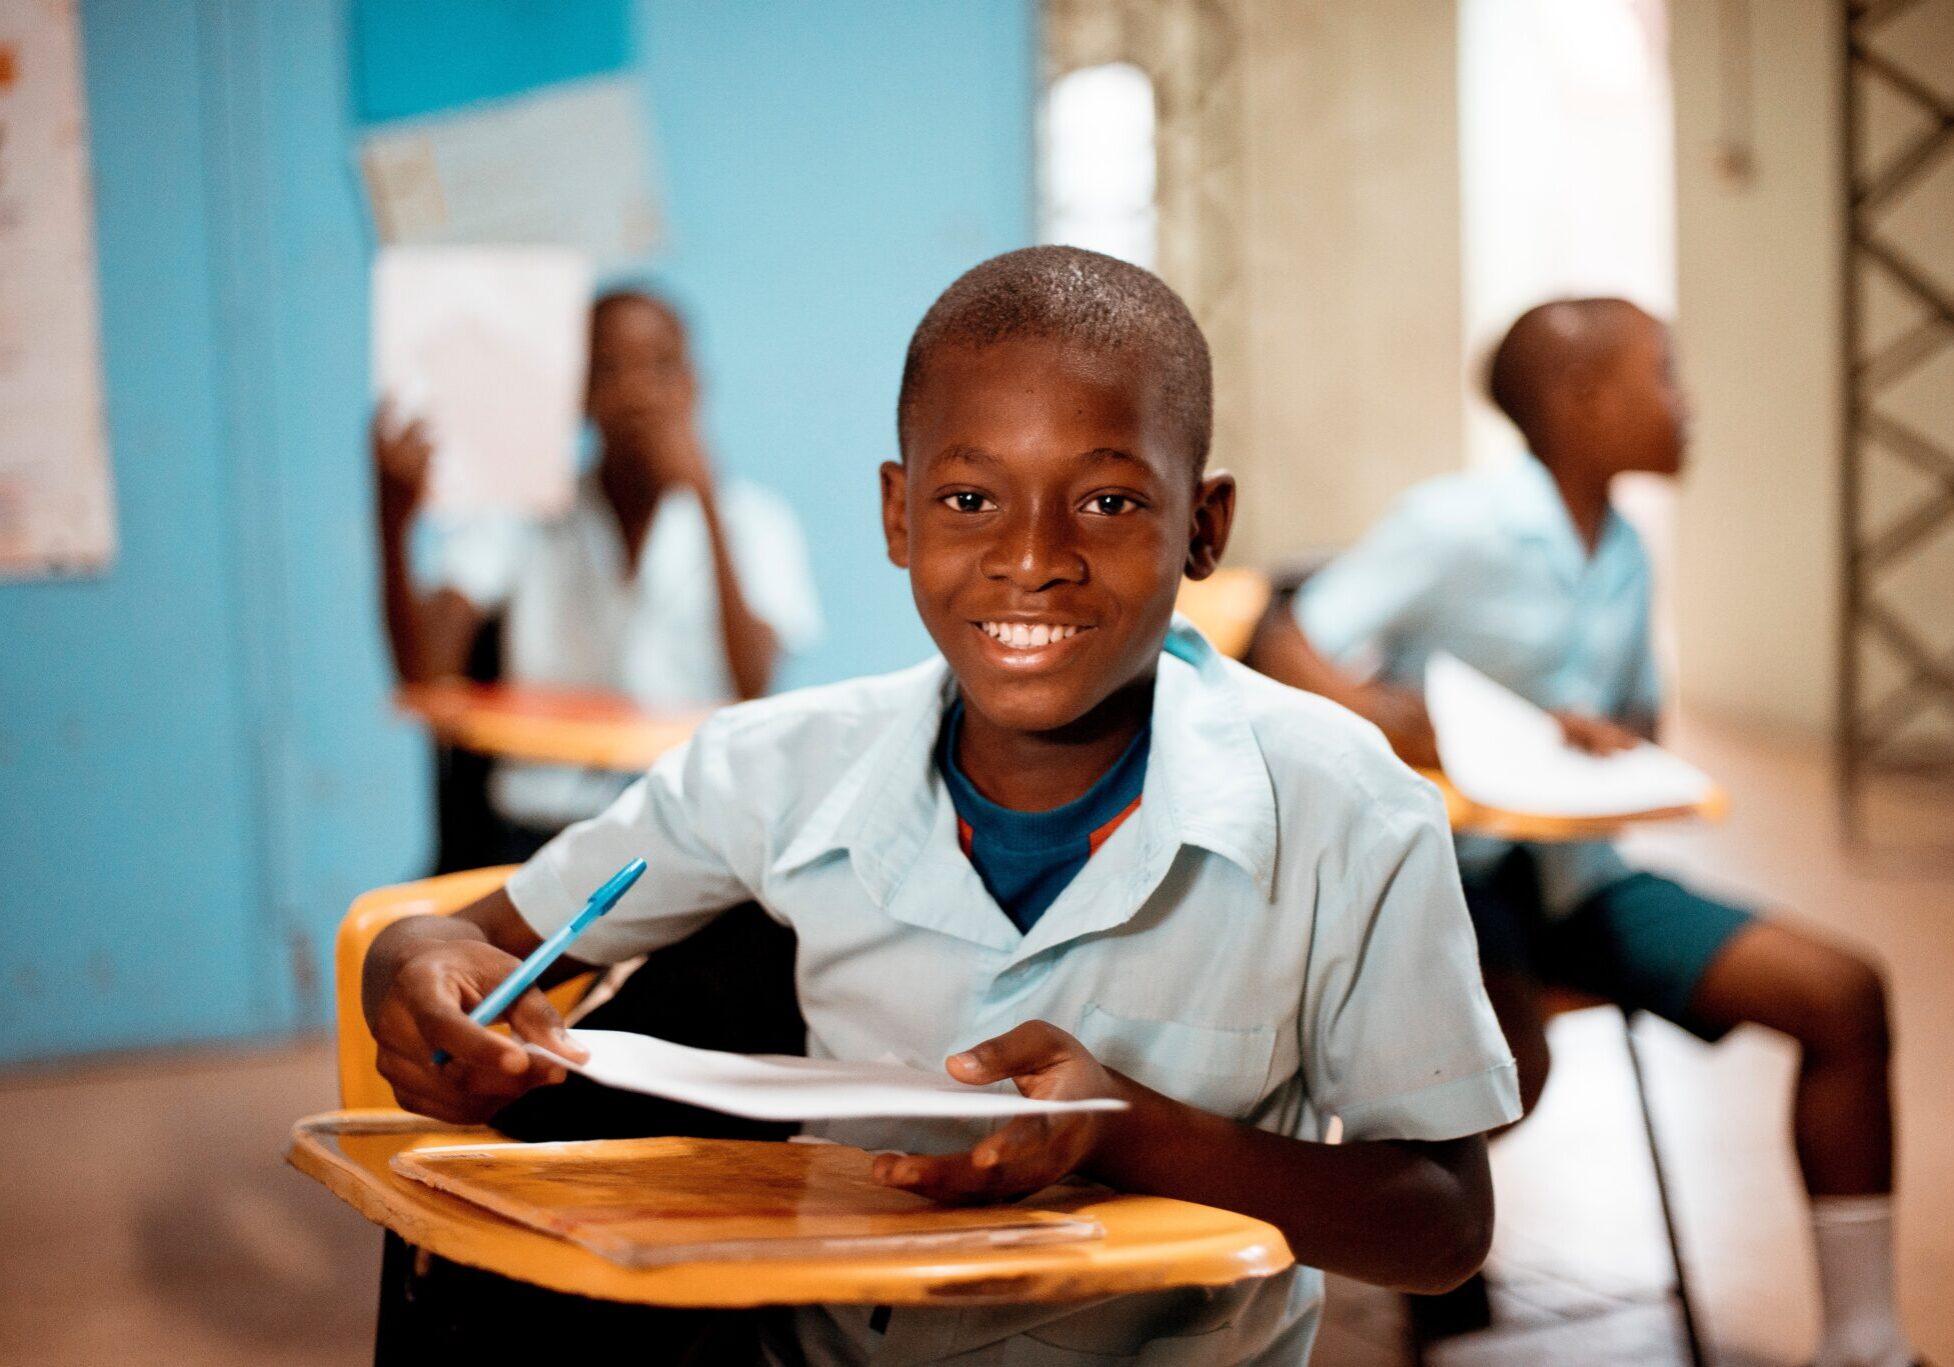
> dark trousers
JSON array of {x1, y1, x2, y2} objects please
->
[{"x1": 374, "y1": 902, "x2": 804, "y2": 1364}]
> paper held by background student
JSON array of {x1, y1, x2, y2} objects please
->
[
  {"x1": 371, "y1": 245, "x2": 591, "y2": 519},
  {"x1": 532, "y1": 1029, "x2": 1130, "y2": 1123},
  {"x1": 1426, "y1": 651, "x2": 1713, "y2": 818}
]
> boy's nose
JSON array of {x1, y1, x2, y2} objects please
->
[{"x1": 981, "y1": 501, "x2": 1086, "y2": 591}]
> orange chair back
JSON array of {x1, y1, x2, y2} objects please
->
[{"x1": 1174, "y1": 568, "x2": 1273, "y2": 661}]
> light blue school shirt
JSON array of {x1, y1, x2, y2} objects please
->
[
  {"x1": 1295, "y1": 455, "x2": 1662, "y2": 916},
  {"x1": 509, "y1": 618, "x2": 1519, "y2": 1365}
]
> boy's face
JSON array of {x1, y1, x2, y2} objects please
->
[
  {"x1": 882, "y1": 337, "x2": 1234, "y2": 736},
  {"x1": 1587, "y1": 315, "x2": 1689, "y2": 478},
  {"x1": 587, "y1": 299, "x2": 695, "y2": 443}
]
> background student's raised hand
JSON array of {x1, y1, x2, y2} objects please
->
[
  {"x1": 618, "y1": 389, "x2": 714, "y2": 496},
  {"x1": 371, "y1": 400, "x2": 435, "y2": 516},
  {"x1": 872, "y1": 1021, "x2": 1120, "y2": 1205},
  {"x1": 364, "y1": 938, "x2": 583, "y2": 1125}
]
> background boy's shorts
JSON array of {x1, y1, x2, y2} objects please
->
[{"x1": 1462, "y1": 846, "x2": 1757, "y2": 1041}]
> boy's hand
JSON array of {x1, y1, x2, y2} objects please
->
[
  {"x1": 372, "y1": 401, "x2": 434, "y2": 511},
  {"x1": 871, "y1": 1021, "x2": 1119, "y2": 1205},
  {"x1": 1551, "y1": 711, "x2": 1641, "y2": 756},
  {"x1": 369, "y1": 940, "x2": 584, "y2": 1125},
  {"x1": 622, "y1": 404, "x2": 714, "y2": 495}
]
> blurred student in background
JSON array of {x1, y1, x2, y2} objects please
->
[
  {"x1": 373, "y1": 289, "x2": 821, "y2": 859},
  {"x1": 1252, "y1": 299, "x2": 1917, "y2": 1367}
]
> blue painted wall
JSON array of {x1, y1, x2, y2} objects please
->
[{"x1": 0, "y1": 1, "x2": 1034, "y2": 1063}]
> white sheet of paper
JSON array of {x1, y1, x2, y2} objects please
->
[
  {"x1": 371, "y1": 245, "x2": 590, "y2": 518},
  {"x1": 1426, "y1": 652, "x2": 1713, "y2": 818},
  {"x1": 530, "y1": 1029, "x2": 1129, "y2": 1123}
]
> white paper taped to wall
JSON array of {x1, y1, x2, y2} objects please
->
[
  {"x1": 0, "y1": 0, "x2": 116, "y2": 578},
  {"x1": 531, "y1": 1029, "x2": 1130, "y2": 1123},
  {"x1": 372, "y1": 245, "x2": 591, "y2": 519},
  {"x1": 358, "y1": 74, "x2": 662, "y2": 268},
  {"x1": 1427, "y1": 651, "x2": 1713, "y2": 818}
]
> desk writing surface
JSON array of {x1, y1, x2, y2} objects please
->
[
  {"x1": 393, "y1": 1134, "x2": 1103, "y2": 1268},
  {"x1": 290, "y1": 1110, "x2": 1292, "y2": 1307}
]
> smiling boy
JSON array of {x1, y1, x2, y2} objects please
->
[{"x1": 364, "y1": 247, "x2": 1520, "y2": 1363}]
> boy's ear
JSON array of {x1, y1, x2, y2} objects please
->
[
  {"x1": 879, "y1": 460, "x2": 911, "y2": 569},
  {"x1": 1183, "y1": 471, "x2": 1236, "y2": 581}
]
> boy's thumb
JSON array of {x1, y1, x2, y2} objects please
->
[
  {"x1": 948, "y1": 1021, "x2": 1067, "y2": 1083},
  {"x1": 507, "y1": 989, "x2": 584, "y2": 1062}
]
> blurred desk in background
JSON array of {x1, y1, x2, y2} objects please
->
[
  {"x1": 1423, "y1": 768, "x2": 1728, "y2": 843},
  {"x1": 397, "y1": 682, "x2": 706, "y2": 772},
  {"x1": 396, "y1": 679, "x2": 711, "y2": 773}
]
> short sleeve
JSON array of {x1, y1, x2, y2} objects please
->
[
  {"x1": 725, "y1": 485, "x2": 823, "y2": 655},
  {"x1": 1303, "y1": 789, "x2": 1521, "y2": 1142},
  {"x1": 431, "y1": 512, "x2": 531, "y2": 612},
  {"x1": 1294, "y1": 494, "x2": 1457, "y2": 672},
  {"x1": 504, "y1": 716, "x2": 765, "y2": 964}
]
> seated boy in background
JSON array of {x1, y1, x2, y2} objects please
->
[
  {"x1": 373, "y1": 288, "x2": 821, "y2": 857},
  {"x1": 1253, "y1": 299, "x2": 1916, "y2": 1367},
  {"x1": 363, "y1": 246, "x2": 1522, "y2": 1363}
]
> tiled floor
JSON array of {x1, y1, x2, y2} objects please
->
[{"x1": 0, "y1": 714, "x2": 1948, "y2": 1366}]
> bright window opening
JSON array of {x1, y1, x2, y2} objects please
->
[{"x1": 1039, "y1": 62, "x2": 1158, "y2": 270}]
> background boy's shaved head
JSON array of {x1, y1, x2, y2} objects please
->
[
  {"x1": 1486, "y1": 297, "x2": 1652, "y2": 436},
  {"x1": 898, "y1": 245, "x2": 1213, "y2": 473}
]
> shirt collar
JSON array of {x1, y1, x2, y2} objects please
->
[
  {"x1": 1500, "y1": 454, "x2": 1630, "y2": 581},
  {"x1": 770, "y1": 618, "x2": 1279, "y2": 907}
]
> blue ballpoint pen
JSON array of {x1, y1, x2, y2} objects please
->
[{"x1": 432, "y1": 857, "x2": 647, "y2": 1065}]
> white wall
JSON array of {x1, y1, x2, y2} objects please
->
[
  {"x1": 1669, "y1": 0, "x2": 1844, "y2": 734},
  {"x1": 1232, "y1": 0, "x2": 1465, "y2": 563}
]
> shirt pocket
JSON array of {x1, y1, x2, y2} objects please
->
[{"x1": 1076, "y1": 1003, "x2": 1277, "y2": 1119}]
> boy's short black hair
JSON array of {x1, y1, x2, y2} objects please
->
[{"x1": 898, "y1": 246, "x2": 1213, "y2": 475}]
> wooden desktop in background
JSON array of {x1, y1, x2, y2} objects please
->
[
  {"x1": 397, "y1": 681, "x2": 707, "y2": 772},
  {"x1": 1421, "y1": 768, "x2": 1729, "y2": 844}
]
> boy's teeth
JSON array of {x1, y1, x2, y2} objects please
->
[{"x1": 983, "y1": 621, "x2": 1078, "y2": 648}]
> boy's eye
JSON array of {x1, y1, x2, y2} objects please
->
[
  {"x1": 942, "y1": 492, "x2": 996, "y2": 513},
  {"x1": 1085, "y1": 493, "x2": 1140, "y2": 516}
]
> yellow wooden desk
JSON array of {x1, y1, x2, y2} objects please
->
[
  {"x1": 290, "y1": 1111, "x2": 1290, "y2": 1307},
  {"x1": 1421, "y1": 768, "x2": 1728, "y2": 843},
  {"x1": 397, "y1": 681, "x2": 706, "y2": 772},
  {"x1": 302, "y1": 870, "x2": 1292, "y2": 1307}
]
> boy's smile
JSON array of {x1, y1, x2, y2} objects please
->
[{"x1": 882, "y1": 336, "x2": 1233, "y2": 776}]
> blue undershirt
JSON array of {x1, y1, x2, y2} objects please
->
[{"x1": 937, "y1": 700, "x2": 1152, "y2": 933}]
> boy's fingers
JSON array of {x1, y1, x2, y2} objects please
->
[
  {"x1": 873, "y1": 1151, "x2": 1000, "y2": 1204},
  {"x1": 874, "y1": 1145, "x2": 1061, "y2": 1205},
  {"x1": 948, "y1": 1021, "x2": 1073, "y2": 1084},
  {"x1": 418, "y1": 1003, "x2": 530, "y2": 1075},
  {"x1": 505, "y1": 989, "x2": 583, "y2": 1061},
  {"x1": 972, "y1": 1116, "x2": 1052, "y2": 1170}
]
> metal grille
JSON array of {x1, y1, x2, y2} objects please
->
[{"x1": 1839, "y1": 0, "x2": 1954, "y2": 839}]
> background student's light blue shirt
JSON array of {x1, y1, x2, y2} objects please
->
[
  {"x1": 1295, "y1": 455, "x2": 1662, "y2": 915},
  {"x1": 509, "y1": 619, "x2": 1518, "y2": 1365}
]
